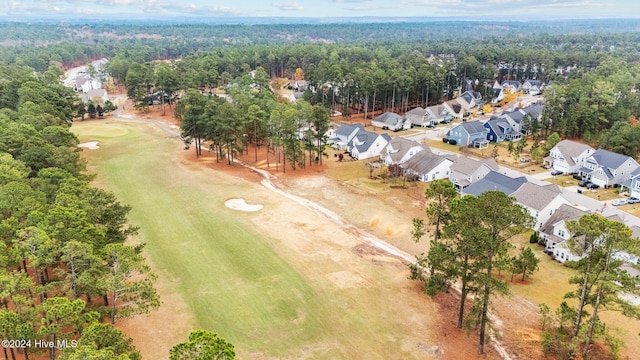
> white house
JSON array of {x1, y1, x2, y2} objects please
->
[
  {"x1": 580, "y1": 149, "x2": 639, "y2": 188},
  {"x1": 448, "y1": 157, "x2": 499, "y2": 189},
  {"x1": 545, "y1": 140, "x2": 595, "y2": 174},
  {"x1": 538, "y1": 203, "x2": 589, "y2": 258},
  {"x1": 380, "y1": 137, "x2": 428, "y2": 165},
  {"x1": 328, "y1": 123, "x2": 364, "y2": 150},
  {"x1": 371, "y1": 112, "x2": 411, "y2": 131},
  {"x1": 512, "y1": 183, "x2": 570, "y2": 230},
  {"x1": 402, "y1": 152, "x2": 455, "y2": 183},
  {"x1": 405, "y1": 105, "x2": 447, "y2": 127},
  {"x1": 349, "y1": 131, "x2": 391, "y2": 160}
]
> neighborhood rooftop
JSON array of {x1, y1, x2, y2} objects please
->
[{"x1": 462, "y1": 171, "x2": 527, "y2": 197}]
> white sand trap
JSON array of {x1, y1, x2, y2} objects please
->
[
  {"x1": 225, "y1": 198, "x2": 263, "y2": 212},
  {"x1": 78, "y1": 141, "x2": 100, "y2": 150}
]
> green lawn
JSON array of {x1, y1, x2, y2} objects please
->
[{"x1": 72, "y1": 119, "x2": 439, "y2": 359}]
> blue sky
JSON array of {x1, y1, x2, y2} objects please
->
[{"x1": 2, "y1": 0, "x2": 639, "y2": 19}]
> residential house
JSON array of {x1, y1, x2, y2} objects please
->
[
  {"x1": 402, "y1": 152, "x2": 455, "y2": 182},
  {"x1": 371, "y1": 112, "x2": 411, "y2": 131},
  {"x1": 446, "y1": 121, "x2": 489, "y2": 148},
  {"x1": 553, "y1": 213, "x2": 624, "y2": 264},
  {"x1": 442, "y1": 99, "x2": 464, "y2": 119},
  {"x1": 460, "y1": 171, "x2": 527, "y2": 197},
  {"x1": 512, "y1": 183, "x2": 570, "y2": 230},
  {"x1": 492, "y1": 80, "x2": 521, "y2": 103},
  {"x1": 74, "y1": 74, "x2": 101, "y2": 93},
  {"x1": 380, "y1": 138, "x2": 428, "y2": 165},
  {"x1": 349, "y1": 131, "x2": 391, "y2": 160},
  {"x1": 579, "y1": 149, "x2": 640, "y2": 188},
  {"x1": 522, "y1": 79, "x2": 543, "y2": 95},
  {"x1": 484, "y1": 118, "x2": 522, "y2": 143},
  {"x1": 405, "y1": 105, "x2": 447, "y2": 127},
  {"x1": 455, "y1": 90, "x2": 482, "y2": 112},
  {"x1": 538, "y1": 203, "x2": 589, "y2": 256},
  {"x1": 449, "y1": 157, "x2": 499, "y2": 189},
  {"x1": 624, "y1": 167, "x2": 640, "y2": 199},
  {"x1": 328, "y1": 123, "x2": 364, "y2": 150},
  {"x1": 80, "y1": 88, "x2": 109, "y2": 104},
  {"x1": 544, "y1": 140, "x2": 595, "y2": 174}
]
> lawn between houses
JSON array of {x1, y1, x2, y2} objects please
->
[{"x1": 71, "y1": 118, "x2": 445, "y2": 360}]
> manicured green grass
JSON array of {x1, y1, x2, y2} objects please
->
[{"x1": 73, "y1": 121, "x2": 326, "y2": 354}]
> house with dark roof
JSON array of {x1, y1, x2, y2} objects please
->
[
  {"x1": 544, "y1": 140, "x2": 595, "y2": 174},
  {"x1": 455, "y1": 90, "x2": 482, "y2": 112},
  {"x1": 579, "y1": 149, "x2": 639, "y2": 187},
  {"x1": 492, "y1": 80, "x2": 522, "y2": 103},
  {"x1": 460, "y1": 171, "x2": 527, "y2": 197},
  {"x1": 349, "y1": 131, "x2": 391, "y2": 160},
  {"x1": 380, "y1": 138, "x2": 428, "y2": 165},
  {"x1": 449, "y1": 157, "x2": 499, "y2": 189},
  {"x1": 484, "y1": 118, "x2": 521, "y2": 143},
  {"x1": 512, "y1": 183, "x2": 569, "y2": 230},
  {"x1": 538, "y1": 203, "x2": 589, "y2": 256},
  {"x1": 371, "y1": 112, "x2": 411, "y2": 131},
  {"x1": 446, "y1": 120, "x2": 489, "y2": 148},
  {"x1": 401, "y1": 151, "x2": 455, "y2": 183},
  {"x1": 442, "y1": 99, "x2": 464, "y2": 119},
  {"x1": 328, "y1": 124, "x2": 364, "y2": 150}
]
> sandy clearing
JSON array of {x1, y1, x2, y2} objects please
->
[
  {"x1": 78, "y1": 140, "x2": 100, "y2": 149},
  {"x1": 224, "y1": 198, "x2": 264, "y2": 211}
]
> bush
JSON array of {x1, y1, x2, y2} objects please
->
[
  {"x1": 448, "y1": 139, "x2": 457, "y2": 145},
  {"x1": 530, "y1": 232, "x2": 539, "y2": 244},
  {"x1": 442, "y1": 138, "x2": 449, "y2": 143}
]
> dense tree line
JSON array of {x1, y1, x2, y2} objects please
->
[{"x1": 0, "y1": 64, "x2": 158, "y2": 359}]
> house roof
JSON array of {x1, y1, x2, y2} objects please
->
[
  {"x1": 445, "y1": 100, "x2": 462, "y2": 114},
  {"x1": 382, "y1": 137, "x2": 426, "y2": 163},
  {"x1": 554, "y1": 140, "x2": 594, "y2": 165},
  {"x1": 539, "y1": 203, "x2": 589, "y2": 236},
  {"x1": 353, "y1": 131, "x2": 384, "y2": 153},
  {"x1": 402, "y1": 151, "x2": 452, "y2": 175},
  {"x1": 506, "y1": 109, "x2": 525, "y2": 123},
  {"x1": 524, "y1": 79, "x2": 541, "y2": 86},
  {"x1": 485, "y1": 119, "x2": 511, "y2": 138},
  {"x1": 512, "y1": 182, "x2": 563, "y2": 211},
  {"x1": 336, "y1": 123, "x2": 363, "y2": 138},
  {"x1": 501, "y1": 80, "x2": 521, "y2": 90},
  {"x1": 460, "y1": 120, "x2": 488, "y2": 135},
  {"x1": 406, "y1": 107, "x2": 427, "y2": 117},
  {"x1": 521, "y1": 104, "x2": 544, "y2": 119},
  {"x1": 461, "y1": 171, "x2": 527, "y2": 197},
  {"x1": 588, "y1": 149, "x2": 636, "y2": 170},
  {"x1": 373, "y1": 112, "x2": 406, "y2": 126},
  {"x1": 450, "y1": 157, "x2": 499, "y2": 175}
]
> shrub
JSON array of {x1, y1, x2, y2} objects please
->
[
  {"x1": 442, "y1": 138, "x2": 449, "y2": 143},
  {"x1": 530, "y1": 232, "x2": 539, "y2": 244},
  {"x1": 448, "y1": 139, "x2": 457, "y2": 145}
]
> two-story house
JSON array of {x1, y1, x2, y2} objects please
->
[
  {"x1": 538, "y1": 203, "x2": 589, "y2": 260},
  {"x1": 448, "y1": 157, "x2": 499, "y2": 190},
  {"x1": 328, "y1": 124, "x2": 364, "y2": 150},
  {"x1": 380, "y1": 138, "x2": 428, "y2": 165},
  {"x1": 579, "y1": 149, "x2": 640, "y2": 187},
  {"x1": 446, "y1": 121, "x2": 489, "y2": 148},
  {"x1": 545, "y1": 140, "x2": 595, "y2": 174},
  {"x1": 625, "y1": 167, "x2": 640, "y2": 199},
  {"x1": 349, "y1": 131, "x2": 391, "y2": 160},
  {"x1": 405, "y1": 105, "x2": 447, "y2": 127},
  {"x1": 512, "y1": 183, "x2": 570, "y2": 230},
  {"x1": 522, "y1": 79, "x2": 543, "y2": 95}
]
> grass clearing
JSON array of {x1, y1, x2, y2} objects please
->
[{"x1": 72, "y1": 119, "x2": 442, "y2": 359}]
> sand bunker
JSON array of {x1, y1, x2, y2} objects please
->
[
  {"x1": 224, "y1": 198, "x2": 263, "y2": 212},
  {"x1": 78, "y1": 141, "x2": 100, "y2": 150}
]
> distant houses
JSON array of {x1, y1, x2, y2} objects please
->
[
  {"x1": 446, "y1": 121, "x2": 489, "y2": 148},
  {"x1": 327, "y1": 123, "x2": 390, "y2": 160}
]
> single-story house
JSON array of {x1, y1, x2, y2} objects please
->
[
  {"x1": 402, "y1": 152, "x2": 455, "y2": 183},
  {"x1": 371, "y1": 112, "x2": 411, "y2": 131},
  {"x1": 380, "y1": 137, "x2": 428, "y2": 165}
]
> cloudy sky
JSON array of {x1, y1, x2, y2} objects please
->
[{"x1": 2, "y1": 0, "x2": 638, "y2": 19}]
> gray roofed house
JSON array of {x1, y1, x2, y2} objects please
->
[
  {"x1": 461, "y1": 171, "x2": 527, "y2": 197},
  {"x1": 329, "y1": 123, "x2": 364, "y2": 149},
  {"x1": 625, "y1": 166, "x2": 640, "y2": 198},
  {"x1": 580, "y1": 149, "x2": 640, "y2": 187},
  {"x1": 405, "y1": 105, "x2": 447, "y2": 127},
  {"x1": 80, "y1": 88, "x2": 109, "y2": 104},
  {"x1": 520, "y1": 103, "x2": 544, "y2": 119},
  {"x1": 545, "y1": 140, "x2": 595, "y2": 174},
  {"x1": 484, "y1": 118, "x2": 521, "y2": 142},
  {"x1": 522, "y1": 79, "x2": 543, "y2": 94},
  {"x1": 449, "y1": 157, "x2": 499, "y2": 189},
  {"x1": 402, "y1": 151, "x2": 454, "y2": 183},
  {"x1": 349, "y1": 131, "x2": 391, "y2": 160},
  {"x1": 446, "y1": 120, "x2": 489, "y2": 148},
  {"x1": 380, "y1": 137, "x2": 428, "y2": 165},
  {"x1": 371, "y1": 112, "x2": 411, "y2": 131},
  {"x1": 512, "y1": 182, "x2": 571, "y2": 230},
  {"x1": 538, "y1": 203, "x2": 589, "y2": 254}
]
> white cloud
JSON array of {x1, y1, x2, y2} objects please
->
[{"x1": 272, "y1": 2, "x2": 304, "y2": 11}]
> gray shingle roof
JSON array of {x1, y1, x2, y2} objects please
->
[
  {"x1": 402, "y1": 151, "x2": 451, "y2": 175},
  {"x1": 589, "y1": 149, "x2": 635, "y2": 170},
  {"x1": 460, "y1": 120, "x2": 487, "y2": 134},
  {"x1": 512, "y1": 183, "x2": 563, "y2": 211},
  {"x1": 461, "y1": 171, "x2": 527, "y2": 197},
  {"x1": 354, "y1": 132, "x2": 380, "y2": 153},
  {"x1": 381, "y1": 137, "x2": 425, "y2": 163},
  {"x1": 374, "y1": 112, "x2": 405, "y2": 126},
  {"x1": 554, "y1": 140, "x2": 594, "y2": 164},
  {"x1": 485, "y1": 119, "x2": 511, "y2": 138},
  {"x1": 539, "y1": 203, "x2": 588, "y2": 236},
  {"x1": 336, "y1": 123, "x2": 363, "y2": 137},
  {"x1": 406, "y1": 107, "x2": 427, "y2": 117},
  {"x1": 521, "y1": 104, "x2": 544, "y2": 119},
  {"x1": 450, "y1": 157, "x2": 499, "y2": 175}
]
